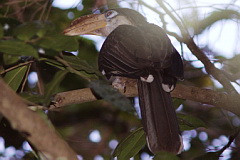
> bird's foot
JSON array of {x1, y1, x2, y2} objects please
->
[
  {"x1": 111, "y1": 76, "x2": 126, "y2": 93},
  {"x1": 101, "y1": 70, "x2": 106, "y2": 75},
  {"x1": 140, "y1": 74, "x2": 154, "y2": 83}
]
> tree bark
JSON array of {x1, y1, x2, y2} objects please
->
[
  {"x1": 0, "y1": 79, "x2": 78, "y2": 160},
  {"x1": 50, "y1": 81, "x2": 240, "y2": 116}
]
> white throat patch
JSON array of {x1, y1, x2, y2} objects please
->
[{"x1": 104, "y1": 16, "x2": 133, "y2": 36}]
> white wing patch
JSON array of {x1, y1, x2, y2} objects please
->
[
  {"x1": 162, "y1": 83, "x2": 174, "y2": 92},
  {"x1": 140, "y1": 74, "x2": 154, "y2": 83}
]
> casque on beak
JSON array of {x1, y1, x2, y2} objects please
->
[{"x1": 63, "y1": 13, "x2": 107, "y2": 36}]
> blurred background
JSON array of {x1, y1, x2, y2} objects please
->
[{"x1": 0, "y1": 0, "x2": 240, "y2": 159}]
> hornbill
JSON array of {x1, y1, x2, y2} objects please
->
[{"x1": 64, "y1": 8, "x2": 184, "y2": 154}]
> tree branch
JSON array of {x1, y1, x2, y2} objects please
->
[
  {"x1": 0, "y1": 79, "x2": 78, "y2": 160},
  {"x1": 156, "y1": 0, "x2": 238, "y2": 95},
  {"x1": 50, "y1": 81, "x2": 240, "y2": 116}
]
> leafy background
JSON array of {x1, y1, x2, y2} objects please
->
[{"x1": 0, "y1": 0, "x2": 240, "y2": 159}]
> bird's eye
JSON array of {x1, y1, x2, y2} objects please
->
[
  {"x1": 106, "y1": 11, "x2": 112, "y2": 17},
  {"x1": 105, "y1": 10, "x2": 118, "y2": 18}
]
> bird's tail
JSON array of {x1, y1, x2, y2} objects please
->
[{"x1": 137, "y1": 72, "x2": 183, "y2": 154}]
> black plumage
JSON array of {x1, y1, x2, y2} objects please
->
[
  {"x1": 98, "y1": 9, "x2": 184, "y2": 154},
  {"x1": 64, "y1": 8, "x2": 184, "y2": 154}
]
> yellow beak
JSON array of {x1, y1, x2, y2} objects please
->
[{"x1": 63, "y1": 13, "x2": 107, "y2": 36}]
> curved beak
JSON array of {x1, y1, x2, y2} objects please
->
[{"x1": 63, "y1": 13, "x2": 107, "y2": 36}]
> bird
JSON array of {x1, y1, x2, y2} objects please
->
[{"x1": 64, "y1": 8, "x2": 184, "y2": 154}]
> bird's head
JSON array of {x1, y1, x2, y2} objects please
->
[{"x1": 64, "y1": 8, "x2": 147, "y2": 37}]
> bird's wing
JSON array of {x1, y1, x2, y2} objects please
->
[
  {"x1": 99, "y1": 25, "x2": 151, "y2": 78},
  {"x1": 98, "y1": 24, "x2": 183, "y2": 82},
  {"x1": 98, "y1": 24, "x2": 184, "y2": 153}
]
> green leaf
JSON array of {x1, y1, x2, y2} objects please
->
[
  {"x1": 0, "y1": 24, "x2": 3, "y2": 38},
  {"x1": 3, "y1": 65, "x2": 28, "y2": 91},
  {"x1": 113, "y1": 127, "x2": 146, "y2": 159},
  {"x1": 13, "y1": 22, "x2": 40, "y2": 41},
  {"x1": 90, "y1": 80, "x2": 133, "y2": 111},
  {"x1": 77, "y1": 38, "x2": 98, "y2": 67},
  {"x1": 153, "y1": 151, "x2": 180, "y2": 160},
  {"x1": 41, "y1": 58, "x2": 65, "y2": 70},
  {"x1": 42, "y1": 55, "x2": 101, "y2": 80},
  {"x1": 44, "y1": 70, "x2": 68, "y2": 106},
  {"x1": 3, "y1": 54, "x2": 20, "y2": 65},
  {"x1": 13, "y1": 21, "x2": 55, "y2": 41},
  {"x1": 0, "y1": 17, "x2": 21, "y2": 36},
  {"x1": 178, "y1": 113, "x2": 207, "y2": 131},
  {"x1": 40, "y1": 48, "x2": 59, "y2": 57},
  {"x1": 0, "y1": 40, "x2": 39, "y2": 58},
  {"x1": 62, "y1": 55, "x2": 102, "y2": 77},
  {"x1": 134, "y1": 153, "x2": 141, "y2": 160},
  {"x1": 20, "y1": 93, "x2": 45, "y2": 104},
  {"x1": 37, "y1": 33, "x2": 78, "y2": 51},
  {"x1": 173, "y1": 98, "x2": 185, "y2": 109}
]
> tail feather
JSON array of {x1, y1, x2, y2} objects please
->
[{"x1": 137, "y1": 72, "x2": 183, "y2": 154}]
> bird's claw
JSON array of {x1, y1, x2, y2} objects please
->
[{"x1": 112, "y1": 77, "x2": 126, "y2": 93}]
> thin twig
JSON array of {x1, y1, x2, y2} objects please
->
[
  {"x1": 39, "y1": 1, "x2": 48, "y2": 21},
  {"x1": 156, "y1": 0, "x2": 238, "y2": 95},
  {"x1": 55, "y1": 56, "x2": 91, "y2": 82},
  {"x1": 35, "y1": 63, "x2": 44, "y2": 95},
  {"x1": 3, "y1": 5, "x2": 10, "y2": 17},
  {"x1": 139, "y1": 0, "x2": 165, "y2": 18},
  {"x1": 138, "y1": 0, "x2": 183, "y2": 41},
  {"x1": 4, "y1": 0, "x2": 28, "y2": 5},
  {"x1": 44, "y1": 1, "x2": 52, "y2": 21},
  {"x1": 0, "y1": 60, "x2": 35, "y2": 75},
  {"x1": 7, "y1": 1, "x2": 36, "y2": 18},
  {"x1": 218, "y1": 129, "x2": 240, "y2": 154},
  {"x1": 30, "y1": 3, "x2": 45, "y2": 20},
  {"x1": 156, "y1": 0, "x2": 188, "y2": 37},
  {"x1": 20, "y1": 63, "x2": 31, "y2": 92},
  {"x1": 164, "y1": 0, "x2": 190, "y2": 35}
]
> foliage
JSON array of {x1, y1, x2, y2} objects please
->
[
  {"x1": 112, "y1": 127, "x2": 146, "y2": 159},
  {"x1": 0, "y1": 0, "x2": 240, "y2": 159}
]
